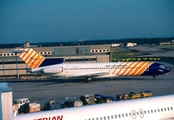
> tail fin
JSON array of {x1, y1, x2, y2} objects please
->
[
  {"x1": 18, "y1": 48, "x2": 45, "y2": 69},
  {"x1": 12, "y1": 48, "x2": 64, "y2": 69}
]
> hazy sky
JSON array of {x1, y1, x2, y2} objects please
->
[{"x1": 0, "y1": 0, "x2": 174, "y2": 44}]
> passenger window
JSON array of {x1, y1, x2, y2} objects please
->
[
  {"x1": 111, "y1": 115, "x2": 113, "y2": 119},
  {"x1": 126, "y1": 113, "x2": 128, "y2": 117},
  {"x1": 132, "y1": 112, "x2": 136, "y2": 116},
  {"x1": 96, "y1": 118, "x2": 98, "y2": 120},
  {"x1": 164, "y1": 108, "x2": 166, "y2": 111},
  {"x1": 122, "y1": 114, "x2": 124, "y2": 117},
  {"x1": 140, "y1": 111, "x2": 143, "y2": 114},
  {"x1": 115, "y1": 115, "x2": 117, "y2": 118},
  {"x1": 107, "y1": 116, "x2": 110, "y2": 120},
  {"x1": 144, "y1": 111, "x2": 146, "y2": 114},
  {"x1": 148, "y1": 110, "x2": 150, "y2": 114},
  {"x1": 137, "y1": 112, "x2": 139, "y2": 115},
  {"x1": 118, "y1": 114, "x2": 121, "y2": 118},
  {"x1": 104, "y1": 116, "x2": 106, "y2": 120},
  {"x1": 158, "y1": 109, "x2": 160, "y2": 112},
  {"x1": 171, "y1": 107, "x2": 173, "y2": 110},
  {"x1": 154, "y1": 109, "x2": 156, "y2": 113},
  {"x1": 129, "y1": 113, "x2": 131, "y2": 116},
  {"x1": 151, "y1": 110, "x2": 153, "y2": 113},
  {"x1": 100, "y1": 117, "x2": 102, "y2": 120},
  {"x1": 167, "y1": 107, "x2": 170, "y2": 111},
  {"x1": 161, "y1": 108, "x2": 163, "y2": 112}
]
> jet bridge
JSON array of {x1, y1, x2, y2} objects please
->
[{"x1": 0, "y1": 82, "x2": 13, "y2": 120}]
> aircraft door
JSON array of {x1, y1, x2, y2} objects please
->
[
  {"x1": 131, "y1": 110, "x2": 136, "y2": 119},
  {"x1": 65, "y1": 67, "x2": 69, "y2": 73},
  {"x1": 145, "y1": 64, "x2": 149, "y2": 71},
  {"x1": 139, "y1": 109, "x2": 144, "y2": 118}
]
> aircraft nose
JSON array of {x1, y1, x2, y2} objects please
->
[{"x1": 165, "y1": 67, "x2": 171, "y2": 73}]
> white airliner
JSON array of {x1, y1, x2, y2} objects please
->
[
  {"x1": 13, "y1": 94, "x2": 174, "y2": 120},
  {"x1": 12, "y1": 48, "x2": 171, "y2": 82}
]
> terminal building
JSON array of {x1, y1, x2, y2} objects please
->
[{"x1": 0, "y1": 42, "x2": 111, "y2": 79}]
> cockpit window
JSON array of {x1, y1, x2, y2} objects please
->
[{"x1": 159, "y1": 65, "x2": 165, "y2": 68}]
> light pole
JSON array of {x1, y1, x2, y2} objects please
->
[{"x1": 101, "y1": 32, "x2": 105, "y2": 40}]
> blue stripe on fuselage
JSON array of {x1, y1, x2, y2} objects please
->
[{"x1": 39, "y1": 58, "x2": 64, "y2": 67}]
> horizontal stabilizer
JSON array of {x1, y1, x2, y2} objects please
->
[{"x1": 11, "y1": 48, "x2": 28, "y2": 53}]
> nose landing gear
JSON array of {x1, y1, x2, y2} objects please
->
[{"x1": 153, "y1": 75, "x2": 157, "y2": 80}]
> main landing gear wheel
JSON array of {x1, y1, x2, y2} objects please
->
[
  {"x1": 153, "y1": 75, "x2": 157, "y2": 80},
  {"x1": 85, "y1": 77, "x2": 92, "y2": 83}
]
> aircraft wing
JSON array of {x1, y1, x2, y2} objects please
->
[{"x1": 71, "y1": 72, "x2": 109, "y2": 78}]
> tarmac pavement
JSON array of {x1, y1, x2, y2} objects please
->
[{"x1": 7, "y1": 66, "x2": 174, "y2": 108}]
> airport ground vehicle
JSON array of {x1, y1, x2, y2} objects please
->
[
  {"x1": 116, "y1": 91, "x2": 152, "y2": 100},
  {"x1": 13, "y1": 98, "x2": 30, "y2": 107},
  {"x1": 129, "y1": 92, "x2": 141, "y2": 99},
  {"x1": 140, "y1": 91, "x2": 152, "y2": 98}
]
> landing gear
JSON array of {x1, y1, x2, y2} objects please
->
[
  {"x1": 153, "y1": 75, "x2": 157, "y2": 80},
  {"x1": 85, "y1": 77, "x2": 92, "y2": 83}
]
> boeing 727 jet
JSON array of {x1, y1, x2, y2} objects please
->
[{"x1": 12, "y1": 48, "x2": 171, "y2": 82}]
